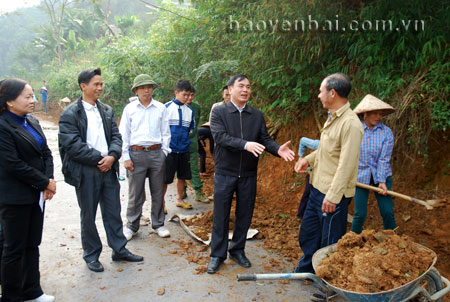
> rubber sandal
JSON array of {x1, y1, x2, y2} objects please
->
[{"x1": 176, "y1": 201, "x2": 193, "y2": 209}]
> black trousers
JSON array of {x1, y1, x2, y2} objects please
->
[
  {"x1": 198, "y1": 143, "x2": 207, "y2": 173},
  {"x1": 0, "y1": 221, "x2": 3, "y2": 285},
  {"x1": 75, "y1": 166, "x2": 128, "y2": 263},
  {"x1": 197, "y1": 127, "x2": 214, "y2": 173},
  {"x1": 210, "y1": 174, "x2": 257, "y2": 259},
  {"x1": 0, "y1": 202, "x2": 44, "y2": 301}
]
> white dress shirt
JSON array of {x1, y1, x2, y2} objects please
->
[
  {"x1": 119, "y1": 98, "x2": 171, "y2": 161},
  {"x1": 82, "y1": 100, "x2": 109, "y2": 157}
]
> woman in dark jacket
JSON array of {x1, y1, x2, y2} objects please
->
[{"x1": 0, "y1": 79, "x2": 56, "y2": 302}]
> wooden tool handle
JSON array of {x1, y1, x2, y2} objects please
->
[{"x1": 355, "y1": 182, "x2": 433, "y2": 210}]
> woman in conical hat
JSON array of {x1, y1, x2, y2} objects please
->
[{"x1": 351, "y1": 94, "x2": 397, "y2": 234}]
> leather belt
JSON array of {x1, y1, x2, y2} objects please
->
[{"x1": 130, "y1": 144, "x2": 161, "y2": 151}]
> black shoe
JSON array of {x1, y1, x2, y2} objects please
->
[
  {"x1": 207, "y1": 257, "x2": 224, "y2": 274},
  {"x1": 310, "y1": 290, "x2": 337, "y2": 302},
  {"x1": 229, "y1": 252, "x2": 251, "y2": 268},
  {"x1": 87, "y1": 260, "x2": 104, "y2": 272},
  {"x1": 112, "y1": 251, "x2": 144, "y2": 262}
]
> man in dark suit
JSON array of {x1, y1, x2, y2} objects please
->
[
  {"x1": 207, "y1": 74, "x2": 295, "y2": 273},
  {"x1": 58, "y1": 68, "x2": 143, "y2": 273}
]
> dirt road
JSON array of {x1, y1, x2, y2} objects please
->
[{"x1": 36, "y1": 120, "x2": 333, "y2": 302}]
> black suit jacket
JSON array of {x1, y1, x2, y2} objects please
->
[
  {"x1": 210, "y1": 101, "x2": 280, "y2": 177},
  {"x1": 0, "y1": 112, "x2": 54, "y2": 205},
  {"x1": 58, "y1": 98, "x2": 122, "y2": 187}
]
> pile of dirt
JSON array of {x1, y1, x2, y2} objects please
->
[
  {"x1": 182, "y1": 210, "x2": 230, "y2": 242},
  {"x1": 316, "y1": 230, "x2": 435, "y2": 293}
]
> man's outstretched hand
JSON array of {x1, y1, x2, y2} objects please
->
[{"x1": 278, "y1": 141, "x2": 295, "y2": 161}]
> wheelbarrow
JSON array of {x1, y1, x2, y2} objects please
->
[{"x1": 237, "y1": 243, "x2": 450, "y2": 301}]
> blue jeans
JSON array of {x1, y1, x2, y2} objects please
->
[
  {"x1": 295, "y1": 186, "x2": 351, "y2": 273},
  {"x1": 351, "y1": 176, "x2": 396, "y2": 234}
]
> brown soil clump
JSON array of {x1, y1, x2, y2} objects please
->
[
  {"x1": 316, "y1": 230, "x2": 435, "y2": 293},
  {"x1": 182, "y1": 210, "x2": 216, "y2": 241}
]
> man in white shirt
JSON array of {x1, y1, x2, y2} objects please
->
[
  {"x1": 59, "y1": 68, "x2": 143, "y2": 273},
  {"x1": 119, "y1": 74, "x2": 171, "y2": 240}
]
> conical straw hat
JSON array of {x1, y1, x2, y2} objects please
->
[{"x1": 353, "y1": 94, "x2": 395, "y2": 115}]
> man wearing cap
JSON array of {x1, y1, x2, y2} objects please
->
[
  {"x1": 351, "y1": 94, "x2": 396, "y2": 234},
  {"x1": 294, "y1": 73, "x2": 363, "y2": 302},
  {"x1": 119, "y1": 74, "x2": 171, "y2": 240}
]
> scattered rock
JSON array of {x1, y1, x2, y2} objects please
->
[
  {"x1": 373, "y1": 231, "x2": 386, "y2": 243},
  {"x1": 194, "y1": 266, "x2": 207, "y2": 274},
  {"x1": 157, "y1": 288, "x2": 165, "y2": 295},
  {"x1": 372, "y1": 246, "x2": 387, "y2": 255},
  {"x1": 421, "y1": 229, "x2": 433, "y2": 235},
  {"x1": 197, "y1": 245, "x2": 208, "y2": 252}
]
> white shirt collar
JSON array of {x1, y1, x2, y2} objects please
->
[
  {"x1": 137, "y1": 98, "x2": 156, "y2": 109},
  {"x1": 230, "y1": 99, "x2": 246, "y2": 112},
  {"x1": 82, "y1": 100, "x2": 97, "y2": 110}
]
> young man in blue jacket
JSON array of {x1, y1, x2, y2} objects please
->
[{"x1": 163, "y1": 79, "x2": 195, "y2": 210}]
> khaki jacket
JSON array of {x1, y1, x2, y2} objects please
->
[{"x1": 305, "y1": 102, "x2": 363, "y2": 204}]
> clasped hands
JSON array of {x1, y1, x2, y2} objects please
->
[
  {"x1": 43, "y1": 179, "x2": 56, "y2": 201},
  {"x1": 97, "y1": 155, "x2": 115, "y2": 172}
]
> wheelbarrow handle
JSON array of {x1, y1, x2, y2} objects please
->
[
  {"x1": 400, "y1": 273, "x2": 450, "y2": 301},
  {"x1": 237, "y1": 274, "x2": 257, "y2": 281},
  {"x1": 430, "y1": 275, "x2": 450, "y2": 301},
  {"x1": 237, "y1": 273, "x2": 329, "y2": 293}
]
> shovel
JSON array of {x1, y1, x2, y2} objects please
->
[
  {"x1": 303, "y1": 168, "x2": 441, "y2": 210},
  {"x1": 355, "y1": 182, "x2": 440, "y2": 210}
]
